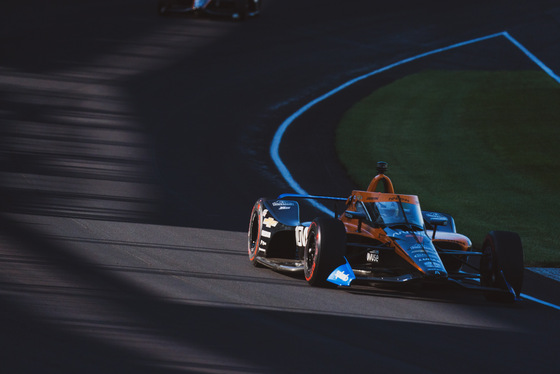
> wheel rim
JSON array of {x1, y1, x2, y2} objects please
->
[{"x1": 304, "y1": 229, "x2": 317, "y2": 279}]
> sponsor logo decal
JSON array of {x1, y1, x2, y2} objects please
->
[
  {"x1": 331, "y1": 270, "x2": 350, "y2": 282},
  {"x1": 327, "y1": 261, "x2": 356, "y2": 286},
  {"x1": 272, "y1": 201, "x2": 296, "y2": 207},
  {"x1": 261, "y1": 230, "x2": 271, "y2": 238},
  {"x1": 367, "y1": 250, "x2": 380, "y2": 263},
  {"x1": 263, "y1": 217, "x2": 278, "y2": 228}
]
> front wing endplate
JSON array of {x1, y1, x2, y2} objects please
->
[{"x1": 327, "y1": 259, "x2": 356, "y2": 286}]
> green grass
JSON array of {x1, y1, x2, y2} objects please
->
[{"x1": 335, "y1": 70, "x2": 560, "y2": 266}]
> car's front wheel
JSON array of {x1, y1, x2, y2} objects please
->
[
  {"x1": 304, "y1": 217, "x2": 347, "y2": 287},
  {"x1": 480, "y1": 230, "x2": 524, "y2": 302}
]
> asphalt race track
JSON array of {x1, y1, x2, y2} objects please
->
[{"x1": 1, "y1": 1, "x2": 560, "y2": 372}]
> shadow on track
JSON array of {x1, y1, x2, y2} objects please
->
[{"x1": 1, "y1": 214, "x2": 556, "y2": 374}]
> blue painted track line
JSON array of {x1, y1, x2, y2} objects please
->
[
  {"x1": 270, "y1": 31, "x2": 560, "y2": 195},
  {"x1": 503, "y1": 31, "x2": 560, "y2": 84},
  {"x1": 521, "y1": 293, "x2": 560, "y2": 311},
  {"x1": 270, "y1": 31, "x2": 506, "y2": 197}
]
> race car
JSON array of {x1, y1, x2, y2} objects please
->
[
  {"x1": 248, "y1": 162, "x2": 524, "y2": 302},
  {"x1": 157, "y1": 0, "x2": 262, "y2": 20}
]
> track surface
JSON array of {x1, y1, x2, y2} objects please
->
[{"x1": 1, "y1": 1, "x2": 560, "y2": 372}]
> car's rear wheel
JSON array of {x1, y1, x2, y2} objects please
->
[
  {"x1": 480, "y1": 231, "x2": 524, "y2": 302},
  {"x1": 304, "y1": 217, "x2": 347, "y2": 287}
]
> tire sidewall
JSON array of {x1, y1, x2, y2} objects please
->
[
  {"x1": 304, "y1": 218, "x2": 346, "y2": 286},
  {"x1": 247, "y1": 201, "x2": 262, "y2": 266}
]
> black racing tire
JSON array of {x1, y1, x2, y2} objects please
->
[
  {"x1": 247, "y1": 201, "x2": 264, "y2": 267},
  {"x1": 480, "y1": 231, "x2": 524, "y2": 302},
  {"x1": 304, "y1": 217, "x2": 347, "y2": 287}
]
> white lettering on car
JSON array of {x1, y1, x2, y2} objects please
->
[
  {"x1": 333, "y1": 270, "x2": 350, "y2": 282},
  {"x1": 367, "y1": 250, "x2": 380, "y2": 263},
  {"x1": 295, "y1": 226, "x2": 309, "y2": 247},
  {"x1": 272, "y1": 200, "x2": 296, "y2": 207}
]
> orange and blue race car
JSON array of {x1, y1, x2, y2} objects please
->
[
  {"x1": 157, "y1": 0, "x2": 262, "y2": 20},
  {"x1": 248, "y1": 162, "x2": 524, "y2": 302}
]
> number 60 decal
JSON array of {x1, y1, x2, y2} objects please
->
[{"x1": 295, "y1": 225, "x2": 310, "y2": 247}]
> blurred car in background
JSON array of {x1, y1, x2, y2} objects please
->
[{"x1": 158, "y1": 0, "x2": 262, "y2": 20}]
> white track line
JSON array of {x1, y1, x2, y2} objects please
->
[{"x1": 270, "y1": 31, "x2": 560, "y2": 310}]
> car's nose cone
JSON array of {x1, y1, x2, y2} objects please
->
[{"x1": 425, "y1": 269, "x2": 448, "y2": 279}]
